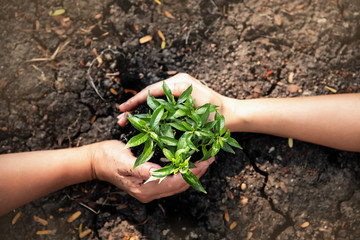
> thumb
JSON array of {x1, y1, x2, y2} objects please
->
[{"x1": 131, "y1": 162, "x2": 161, "y2": 180}]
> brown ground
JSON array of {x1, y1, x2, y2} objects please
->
[{"x1": 1, "y1": 0, "x2": 360, "y2": 239}]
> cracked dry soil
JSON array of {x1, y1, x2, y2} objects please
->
[{"x1": 1, "y1": 0, "x2": 360, "y2": 239}]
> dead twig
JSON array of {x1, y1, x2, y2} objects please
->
[
  {"x1": 31, "y1": 65, "x2": 47, "y2": 81},
  {"x1": 26, "y1": 39, "x2": 71, "y2": 63},
  {"x1": 65, "y1": 193, "x2": 106, "y2": 215},
  {"x1": 67, "y1": 114, "x2": 81, "y2": 147}
]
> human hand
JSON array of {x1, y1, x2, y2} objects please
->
[
  {"x1": 117, "y1": 73, "x2": 225, "y2": 127},
  {"x1": 90, "y1": 140, "x2": 214, "y2": 203}
]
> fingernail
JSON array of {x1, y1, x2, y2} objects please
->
[
  {"x1": 117, "y1": 113, "x2": 124, "y2": 120},
  {"x1": 119, "y1": 102, "x2": 127, "y2": 111},
  {"x1": 208, "y1": 157, "x2": 215, "y2": 164}
]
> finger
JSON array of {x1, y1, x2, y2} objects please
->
[
  {"x1": 134, "y1": 158, "x2": 215, "y2": 202},
  {"x1": 119, "y1": 81, "x2": 164, "y2": 112},
  {"x1": 136, "y1": 171, "x2": 189, "y2": 201},
  {"x1": 119, "y1": 73, "x2": 194, "y2": 112},
  {"x1": 131, "y1": 162, "x2": 162, "y2": 180},
  {"x1": 117, "y1": 112, "x2": 128, "y2": 127}
]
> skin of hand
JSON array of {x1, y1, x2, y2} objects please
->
[
  {"x1": 91, "y1": 140, "x2": 214, "y2": 203},
  {"x1": 0, "y1": 140, "x2": 213, "y2": 215},
  {"x1": 117, "y1": 73, "x2": 360, "y2": 152},
  {"x1": 117, "y1": 73, "x2": 226, "y2": 126}
]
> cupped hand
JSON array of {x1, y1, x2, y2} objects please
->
[
  {"x1": 90, "y1": 140, "x2": 214, "y2": 203},
  {"x1": 117, "y1": 73, "x2": 225, "y2": 127}
]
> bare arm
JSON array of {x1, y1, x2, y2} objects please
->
[
  {"x1": 223, "y1": 94, "x2": 360, "y2": 152},
  {"x1": 119, "y1": 73, "x2": 360, "y2": 152},
  {"x1": 0, "y1": 145, "x2": 93, "y2": 215}
]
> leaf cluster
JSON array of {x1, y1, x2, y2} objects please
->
[{"x1": 125, "y1": 82, "x2": 242, "y2": 193}]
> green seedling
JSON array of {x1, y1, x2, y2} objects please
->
[{"x1": 125, "y1": 81, "x2": 242, "y2": 193}]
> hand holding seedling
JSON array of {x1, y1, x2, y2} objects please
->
[
  {"x1": 0, "y1": 140, "x2": 213, "y2": 215},
  {"x1": 120, "y1": 73, "x2": 360, "y2": 152},
  {"x1": 119, "y1": 75, "x2": 242, "y2": 193},
  {"x1": 117, "y1": 73, "x2": 225, "y2": 126},
  {"x1": 90, "y1": 140, "x2": 214, "y2": 202}
]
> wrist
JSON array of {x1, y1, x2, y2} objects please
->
[
  {"x1": 222, "y1": 97, "x2": 249, "y2": 132},
  {"x1": 87, "y1": 142, "x2": 105, "y2": 181}
]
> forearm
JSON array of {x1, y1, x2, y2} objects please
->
[
  {"x1": 0, "y1": 145, "x2": 94, "y2": 215},
  {"x1": 223, "y1": 93, "x2": 360, "y2": 152}
]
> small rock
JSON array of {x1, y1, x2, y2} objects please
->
[
  {"x1": 162, "y1": 229, "x2": 170, "y2": 236},
  {"x1": 287, "y1": 84, "x2": 301, "y2": 93}
]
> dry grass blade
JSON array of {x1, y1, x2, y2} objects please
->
[
  {"x1": 26, "y1": 39, "x2": 71, "y2": 63},
  {"x1": 67, "y1": 211, "x2": 81, "y2": 223},
  {"x1": 33, "y1": 216, "x2": 48, "y2": 226},
  {"x1": 11, "y1": 211, "x2": 22, "y2": 225}
]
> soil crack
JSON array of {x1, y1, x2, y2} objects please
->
[{"x1": 243, "y1": 148, "x2": 294, "y2": 239}]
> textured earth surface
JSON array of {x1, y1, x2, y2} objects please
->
[{"x1": 0, "y1": 0, "x2": 360, "y2": 239}]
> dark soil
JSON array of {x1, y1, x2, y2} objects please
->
[{"x1": 1, "y1": 0, "x2": 360, "y2": 239}]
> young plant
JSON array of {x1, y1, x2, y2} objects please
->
[{"x1": 125, "y1": 82, "x2": 242, "y2": 193}]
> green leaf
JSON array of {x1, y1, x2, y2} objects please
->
[
  {"x1": 177, "y1": 85, "x2": 192, "y2": 103},
  {"x1": 176, "y1": 104, "x2": 191, "y2": 112},
  {"x1": 186, "y1": 133, "x2": 199, "y2": 151},
  {"x1": 199, "y1": 145, "x2": 212, "y2": 162},
  {"x1": 147, "y1": 91, "x2": 159, "y2": 110},
  {"x1": 144, "y1": 175, "x2": 165, "y2": 184},
  {"x1": 160, "y1": 124, "x2": 174, "y2": 138},
  {"x1": 169, "y1": 122, "x2": 187, "y2": 132},
  {"x1": 215, "y1": 111, "x2": 220, "y2": 121},
  {"x1": 227, "y1": 137, "x2": 243, "y2": 149},
  {"x1": 223, "y1": 129, "x2": 231, "y2": 140},
  {"x1": 221, "y1": 142, "x2": 235, "y2": 154},
  {"x1": 211, "y1": 140, "x2": 221, "y2": 157},
  {"x1": 162, "y1": 148, "x2": 175, "y2": 161},
  {"x1": 188, "y1": 161, "x2": 197, "y2": 169},
  {"x1": 195, "y1": 130, "x2": 214, "y2": 138},
  {"x1": 134, "y1": 139, "x2": 155, "y2": 168},
  {"x1": 179, "y1": 157, "x2": 191, "y2": 173},
  {"x1": 185, "y1": 118, "x2": 196, "y2": 127},
  {"x1": 152, "y1": 164, "x2": 175, "y2": 178},
  {"x1": 189, "y1": 113, "x2": 201, "y2": 126},
  {"x1": 162, "y1": 81, "x2": 175, "y2": 104},
  {"x1": 134, "y1": 113, "x2": 150, "y2": 119},
  {"x1": 177, "y1": 133, "x2": 190, "y2": 150},
  {"x1": 150, "y1": 131, "x2": 160, "y2": 142},
  {"x1": 150, "y1": 105, "x2": 165, "y2": 129},
  {"x1": 184, "y1": 95, "x2": 195, "y2": 108},
  {"x1": 175, "y1": 148, "x2": 188, "y2": 162},
  {"x1": 157, "y1": 99, "x2": 176, "y2": 112},
  {"x1": 182, "y1": 121, "x2": 193, "y2": 131},
  {"x1": 204, "y1": 121, "x2": 216, "y2": 130},
  {"x1": 181, "y1": 170, "x2": 206, "y2": 193},
  {"x1": 127, "y1": 113, "x2": 147, "y2": 132},
  {"x1": 160, "y1": 136, "x2": 178, "y2": 146},
  {"x1": 170, "y1": 109, "x2": 187, "y2": 119},
  {"x1": 218, "y1": 137, "x2": 224, "y2": 148},
  {"x1": 126, "y1": 132, "x2": 149, "y2": 148},
  {"x1": 219, "y1": 115, "x2": 226, "y2": 136},
  {"x1": 200, "y1": 105, "x2": 210, "y2": 125}
]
